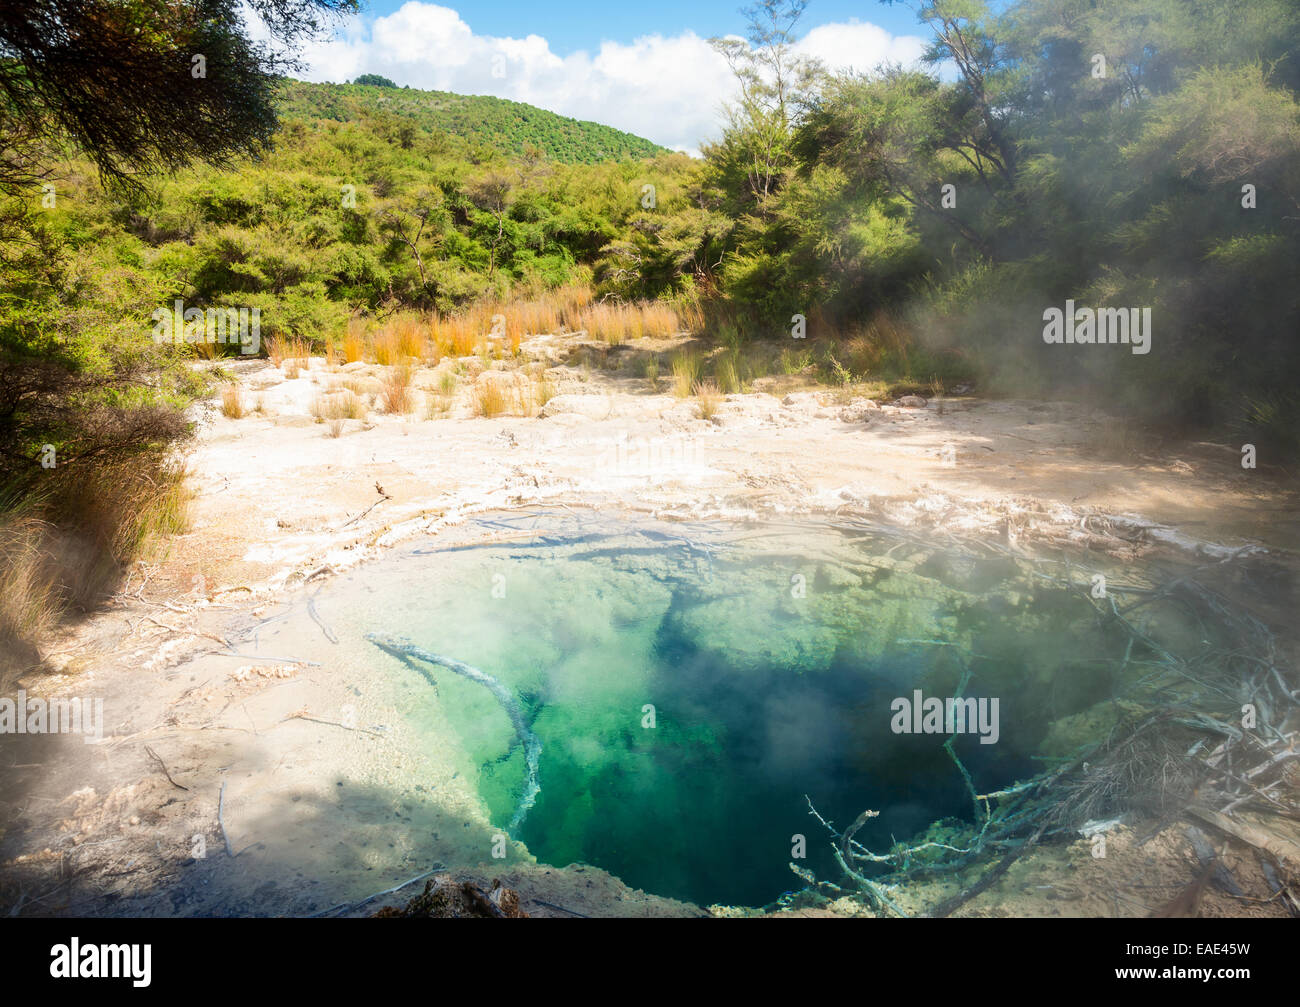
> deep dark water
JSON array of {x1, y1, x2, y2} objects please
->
[{"x1": 514, "y1": 633, "x2": 1037, "y2": 907}]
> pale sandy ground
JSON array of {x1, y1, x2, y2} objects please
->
[{"x1": 2, "y1": 334, "x2": 1296, "y2": 918}]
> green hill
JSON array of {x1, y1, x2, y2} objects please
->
[{"x1": 280, "y1": 79, "x2": 670, "y2": 164}]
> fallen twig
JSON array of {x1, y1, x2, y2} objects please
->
[
  {"x1": 143, "y1": 745, "x2": 188, "y2": 791},
  {"x1": 304, "y1": 865, "x2": 443, "y2": 918},
  {"x1": 284, "y1": 713, "x2": 384, "y2": 737},
  {"x1": 924, "y1": 823, "x2": 1047, "y2": 918},
  {"x1": 142, "y1": 615, "x2": 230, "y2": 647},
  {"x1": 528, "y1": 898, "x2": 590, "y2": 918}
]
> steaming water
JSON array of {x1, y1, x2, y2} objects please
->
[{"x1": 243, "y1": 509, "x2": 1151, "y2": 907}]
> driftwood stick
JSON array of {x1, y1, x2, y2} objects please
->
[
  {"x1": 1186, "y1": 806, "x2": 1300, "y2": 869},
  {"x1": 528, "y1": 898, "x2": 590, "y2": 918},
  {"x1": 924, "y1": 823, "x2": 1047, "y2": 918},
  {"x1": 284, "y1": 713, "x2": 384, "y2": 737},
  {"x1": 142, "y1": 615, "x2": 230, "y2": 647},
  {"x1": 305, "y1": 866, "x2": 443, "y2": 918},
  {"x1": 143, "y1": 745, "x2": 188, "y2": 791}
]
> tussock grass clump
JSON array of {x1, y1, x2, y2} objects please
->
[
  {"x1": 574, "y1": 301, "x2": 680, "y2": 345},
  {"x1": 693, "y1": 380, "x2": 723, "y2": 419},
  {"x1": 675, "y1": 299, "x2": 705, "y2": 335},
  {"x1": 515, "y1": 300, "x2": 560, "y2": 339},
  {"x1": 268, "y1": 335, "x2": 311, "y2": 371},
  {"x1": 433, "y1": 310, "x2": 487, "y2": 358},
  {"x1": 341, "y1": 376, "x2": 378, "y2": 400},
  {"x1": 379, "y1": 365, "x2": 413, "y2": 414},
  {"x1": 373, "y1": 326, "x2": 402, "y2": 366},
  {"x1": 312, "y1": 389, "x2": 365, "y2": 422},
  {"x1": 343, "y1": 319, "x2": 366, "y2": 363},
  {"x1": 715, "y1": 350, "x2": 744, "y2": 394},
  {"x1": 472, "y1": 378, "x2": 507, "y2": 418},
  {"x1": 556, "y1": 284, "x2": 595, "y2": 331},
  {"x1": 192, "y1": 335, "x2": 223, "y2": 360},
  {"x1": 395, "y1": 315, "x2": 425, "y2": 359},
  {"x1": 839, "y1": 311, "x2": 914, "y2": 380},
  {"x1": 1, "y1": 457, "x2": 193, "y2": 667},
  {"x1": 266, "y1": 334, "x2": 288, "y2": 367},
  {"x1": 220, "y1": 383, "x2": 246, "y2": 418},
  {"x1": 640, "y1": 302, "x2": 679, "y2": 339},
  {"x1": 532, "y1": 367, "x2": 556, "y2": 408},
  {"x1": 0, "y1": 512, "x2": 59, "y2": 647},
  {"x1": 670, "y1": 349, "x2": 701, "y2": 398}
]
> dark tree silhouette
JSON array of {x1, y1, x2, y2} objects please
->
[{"x1": 0, "y1": 0, "x2": 358, "y2": 194}]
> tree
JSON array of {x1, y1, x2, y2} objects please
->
[
  {"x1": 354, "y1": 74, "x2": 398, "y2": 88},
  {"x1": 467, "y1": 171, "x2": 516, "y2": 279},
  {"x1": 0, "y1": 0, "x2": 359, "y2": 195},
  {"x1": 708, "y1": 0, "x2": 823, "y2": 209},
  {"x1": 379, "y1": 191, "x2": 447, "y2": 306}
]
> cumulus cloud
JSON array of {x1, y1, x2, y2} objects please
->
[{"x1": 287, "y1": 3, "x2": 929, "y2": 155}]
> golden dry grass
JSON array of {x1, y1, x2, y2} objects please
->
[
  {"x1": 572, "y1": 301, "x2": 680, "y2": 344},
  {"x1": 272, "y1": 335, "x2": 310, "y2": 378},
  {"x1": 693, "y1": 379, "x2": 723, "y2": 419},
  {"x1": 515, "y1": 300, "x2": 560, "y2": 339},
  {"x1": 1, "y1": 458, "x2": 192, "y2": 658},
  {"x1": 266, "y1": 334, "x2": 289, "y2": 367},
  {"x1": 0, "y1": 512, "x2": 59, "y2": 646},
  {"x1": 532, "y1": 367, "x2": 556, "y2": 409},
  {"x1": 311, "y1": 389, "x2": 365, "y2": 422},
  {"x1": 640, "y1": 301, "x2": 679, "y2": 339},
  {"x1": 379, "y1": 365, "x2": 413, "y2": 414},
  {"x1": 344, "y1": 318, "x2": 366, "y2": 363},
  {"x1": 432, "y1": 311, "x2": 487, "y2": 358},
  {"x1": 671, "y1": 349, "x2": 701, "y2": 398},
  {"x1": 395, "y1": 315, "x2": 425, "y2": 359},
  {"x1": 675, "y1": 299, "x2": 705, "y2": 335},
  {"x1": 372, "y1": 326, "x2": 402, "y2": 366},
  {"x1": 472, "y1": 378, "x2": 507, "y2": 418},
  {"x1": 220, "y1": 383, "x2": 246, "y2": 418},
  {"x1": 555, "y1": 284, "x2": 595, "y2": 331},
  {"x1": 192, "y1": 335, "x2": 222, "y2": 360}
]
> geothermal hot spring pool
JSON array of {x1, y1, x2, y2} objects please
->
[{"x1": 228, "y1": 509, "x2": 1233, "y2": 909}]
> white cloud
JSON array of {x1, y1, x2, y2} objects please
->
[
  {"x1": 797, "y1": 19, "x2": 928, "y2": 76},
  {"x1": 289, "y1": 2, "x2": 929, "y2": 155}
]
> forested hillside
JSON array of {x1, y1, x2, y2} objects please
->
[{"x1": 278, "y1": 79, "x2": 671, "y2": 164}]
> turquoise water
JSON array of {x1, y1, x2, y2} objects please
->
[{"x1": 308, "y1": 511, "x2": 1142, "y2": 907}]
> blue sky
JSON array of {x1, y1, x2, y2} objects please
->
[
  {"x1": 291, "y1": 1, "x2": 936, "y2": 153},
  {"x1": 349, "y1": 0, "x2": 928, "y2": 54}
]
